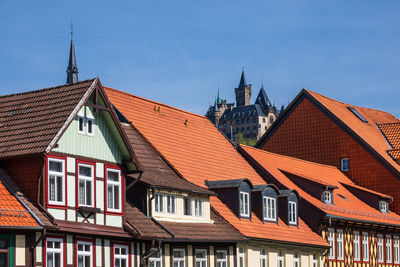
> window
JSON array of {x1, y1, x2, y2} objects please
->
[
  {"x1": 167, "y1": 195, "x2": 176, "y2": 214},
  {"x1": 0, "y1": 239, "x2": 9, "y2": 267},
  {"x1": 194, "y1": 198, "x2": 203, "y2": 217},
  {"x1": 260, "y1": 249, "x2": 267, "y2": 267},
  {"x1": 106, "y1": 168, "x2": 122, "y2": 213},
  {"x1": 288, "y1": 201, "x2": 297, "y2": 225},
  {"x1": 322, "y1": 191, "x2": 332, "y2": 204},
  {"x1": 380, "y1": 200, "x2": 389, "y2": 213},
  {"x1": 76, "y1": 240, "x2": 93, "y2": 267},
  {"x1": 362, "y1": 232, "x2": 369, "y2": 262},
  {"x1": 328, "y1": 228, "x2": 335, "y2": 260},
  {"x1": 269, "y1": 116, "x2": 274, "y2": 124},
  {"x1": 78, "y1": 116, "x2": 85, "y2": 134},
  {"x1": 183, "y1": 197, "x2": 191, "y2": 216},
  {"x1": 216, "y1": 250, "x2": 227, "y2": 267},
  {"x1": 263, "y1": 196, "x2": 276, "y2": 221},
  {"x1": 378, "y1": 234, "x2": 384, "y2": 263},
  {"x1": 238, "y1": 247, "x2": 244, "y2": 267},
  {"x1": 113, "y1": 244, "x2": 129, "y2": 267},
  {"x1": 194, "y1": 249, "x2": 207, "y2": 267},
  {"x1": 149, "y1": 249, "x2": 162, "y2": 267},
  {"x1": 172, "y1": 249, "x2": 185, "y2": 267},
  {"x1": 394, "y1": 236, "x2": 399, "y2": 264},
  {"x1": 337, "y1": 229, "x2": 344, "y2": 260},
  {"x1": 87, "y1": 118, "x2": 94, "y2": 136},
  {"x1": 78, "y1": 163, "x2": 94, "y2": 207},
  {"x1": 340, "y1": 158, "x2": 349, "y2": 172},
  {"x1": 154, "y1": 193, "x2": 164, "y2": 213},
  {"x1": 387, "y1": 235, "x2": 392, "y2": 263},
  {"x1": 48, "y1": 157, "x2": 65, "y2": 206},
  {"x1": 353, "y1": 231, "x2": 360, "y2": 261},
  {"x1": 277, "y1": 251, "x2": 284, "y2": 267},
  {"x1": 293, "y1": 252, "x2": 299, "y2": 267},
  {"x1": 312, "y1": 254, "x2": 318, "y2": 267},
  {"x1": 262, "y1": 118, "x2": 266, "y2": 123},
  {"x1": 46, "y1": 238, "x2": 63, "y2": 267},
  {"x1": 239, "y1": 192, "x2": 250, "y2": 218},
  {"x1": 348, "y1": 107, "x2": 368, "y2": 123}
]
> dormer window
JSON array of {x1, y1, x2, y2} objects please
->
[
  {"x1": 288, "y1": 201, "x2": 297, "y2": 225},
  {"x1": 263, "y1": 196, "x2": 276, "y2": 221},
  {"x1": 194, "y1": 198, "x2": 203, "y2": 217},
  {"x1": 322, "y1": 190, "x2": 333, "y2": 204},
  {"x1": 239, "y1": 191, "x2": 250, "y2": 218},
  {"x1": 379, "y1": 200, "x2": 389, "y2": 213},
  {"x1": 340, "y1": 158, "x2": 350, "y2": 172}
]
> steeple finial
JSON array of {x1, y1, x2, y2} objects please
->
[
  {"x1": 239, "y1": 68, "x2": 247, "y2": 87},
  {"x1": 70, "y1": 21, "x2": 74, "y2": 40},
  {"x1": 66, "y1": 22, "x2": 79, "y2": 84}
]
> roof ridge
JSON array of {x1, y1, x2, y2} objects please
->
[
  {"x1": 0, "y1": 78, "x2": 96, "y2": 99},
  {"x1": 104, "y1": 86, "x2": 207, "y2": 119},
  {"x1": 240, "y1": 144, "x2": 340, "y2": 170}
]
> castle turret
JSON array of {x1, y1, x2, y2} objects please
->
[{"x1": 235, "y1": 70, "x2": 252, "y2": 106}]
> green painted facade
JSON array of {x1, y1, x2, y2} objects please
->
[
  {"x1": 53, "y1": 104, "x2": 129, "y2": 164},
  {"x1": 0, "y1": 234, "x2": 14, "y2": 267}
]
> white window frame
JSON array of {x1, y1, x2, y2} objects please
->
[
  {"x1": 387, "y1": 235, "x2": 392, "y2": 263},
  {"x1": 216, "y1": 250, "x2": 228, "y2": 267},
  {"x1": 337, "y1": 229, "x2": 344, "y2": 261},
  {"x1": 362, "y1": 232, "x2": 369, "y2": 262},
  {"x1": 322, "y1": 191, "x2": 332, "y2": 204},
  {"x1": 78, "y1": 163, "x2": 95, "y2": 207},
  {"x1": 277, "y1": 251, "x2": 284, "y2": 267},
  {"x1": 46, "y1": 237, "x2": 63, "y2": 267},
  {"x1": 312, "y1": 254, "x2": 318, "y2": 267},
  {"x1": 239, "y1": 192, "x2": 250, "y2": 218},
  {"x1": 172, "y1": 248, "x2": 185, "y2": 267},
  {"x1": 78, "y1": 116, "x2": 85, "y2": 134},
  {"x1": 166, "y1": 194, "x2": 176, "y2": 214},
  {"x1": 353, "y1": 231, "x2": 360, "y2": 261},
  {"x1": 154, "y1": 193, "x2": 164, "y2": 213},
  {"x1": 183, "y1": 197, "x2": 192, "y2": 216},
  {"x1": 113, "y1": 244, "x2": 129, "y2": 267},
  {"x1": 378, "y1": 234, "x2": 384, "y2": 263},
  {"x1": 328, "y1": 228, "x2": 335, "y2": 260},
  {"x1": 260, "y1": 248, "x2": 267, "y2": 267},
  {"x1": 288, "y1": 201, "x2": 297, "y2": 225},
  {"x1": 149, "y1": 248, "x2": 163, "y2": 267},
  {"x1": 263, "y1": 196, "x2": 276, "y2": 221},
  {"x1": 238, "y1": 247, "x2": 245, "y2": 267},
  {"x1": 106, "y1": 168, "x2": 122, "y2": 213},
  {"x1": 77, "y1": 240, "x2": 93, "y2": 267},
  {"x1": 194, "y1": 249, "x2": 207, "y2": 267},
  {"x1": 47, "y1": 158, "x2": 65, "y2": 206},
  {"x1": 194, "y1": 198, "x2": 203, "y2": 217},
  {"x1": 340, "y1": 158, "x2": 349, "y2": 172},
  {"x1": 380, "y1": 200, "x2": 389, "y2": 213},
  {"x1": 394, "y1": 236, "x2": 400, "y2": 264},
  {"x1": 293, "y1": 252, "x2": 299, "y2": 267}
]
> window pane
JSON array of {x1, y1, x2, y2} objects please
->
[
  {"x1": 108, "y1": 185, "x2": 113, "y2": 209},
  {"x1": 55, "y1": 253, "x2": 61, "y2": 267},
  {"x1": 49, "y1": 161, "x2": 62, "y2": 172},
  {"x1": 0, "y1": 254, "x2": 6, "y2": 267},
  {"x1": 79, "y1": 180, "x2": 85, "y2": 205},
  {"x1": 56, "y1": 175, "x2": 63, "y2": 202},
  {"x1": 79, "y1": 166, "x2": 92, "y2": 177},
  {"x1": 108, "y1": 171, "x2": 119, "y2": 182},
  {"x1": 86, "y1": 181, "x2": 92, "y2": 205},
  {"x1": 49, "y1": 175, "x2": 56, "y2": 201},
  {"x1": 114, "y1": 186, "x2": 120, "y2": 210}
]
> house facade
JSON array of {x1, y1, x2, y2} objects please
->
[
  {"x1": 239, "y1": 145, "x2": 400, "y2": 267},
  {"x1": 105, "y1": 87, "x2": 329, "y2": 267},
  {"x1": 256, "y1": 89, "x2": 400, "y2": 215}
]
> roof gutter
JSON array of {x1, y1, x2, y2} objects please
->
[{"x1": 248, "y1": 236, "x2": 329, "y2": 249}]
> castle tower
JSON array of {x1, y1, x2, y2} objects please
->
[{"x1": 235, "y1": 70, "x2": 252, "y2": 106}]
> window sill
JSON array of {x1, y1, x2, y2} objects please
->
[{"x1": 78, "y1": 206, "x2": 100, "y2": 213}]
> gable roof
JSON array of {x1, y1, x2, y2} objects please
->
[
  {"x1": 257, "y1": 89, "x2": 400, "y2": 178},
  {"x1": 105, "y1": 87, "x2": 328, "y2": 248},
  {"x1": 239, "y1": 145, "x2": 400, "y2": 226}
]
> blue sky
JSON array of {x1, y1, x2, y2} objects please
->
[{"x1": 0, "y1": 1, "x2": 399, "y2": 117}]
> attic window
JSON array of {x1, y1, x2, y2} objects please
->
[
  {"x1": 340, "y1": 158, "x2": 350, "y2": 172},
  {"x1": 348, "y1": 107, "x2": 368, "y2": 123},
  {"x1": 239, "y1": 192, "x2": 250, "y2": 218},
  {"x1": 322, "y1": 190, "x2": 333, "y2": 204},
  {"x1": 288, "y1": 201, "x2": 297, "y2": 225},
  {"x1": 379, "y1": 200, "x2": 389, "y2": 213}
]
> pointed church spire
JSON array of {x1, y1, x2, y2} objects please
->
[
  {"x1": 66, "y1": 22, "x2": 79, "y2": 84},
  {"x1": 217, "y1": 87, "x2": 221, "y2": 105},
  {"x1": 238, "y1": 68, "x2": 247, "y2": 87}
]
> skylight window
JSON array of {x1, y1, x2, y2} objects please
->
[{"x1": 348, "y1": 107, "x2": 368, "y2": 123}]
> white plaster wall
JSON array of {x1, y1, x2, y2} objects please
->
[
  {"x1": 67, "y1": 235, "x2": 73, "y2": 265},
  {"x1": 15, "y1": 235, "x2": 25, "y2": 266},
  {"x1": 229, "y1": 246, "x2": 234, "y2": 267},
  {"x1": 269, "y1": 251, "x2": 277, "y2": 267},
  {"x1": 164, "y1": 244, "x2": 171, "y2": 267},
  {"x1": 247, "y1": 245, "x2": 260, "y2": 267},
  {"x1": 96, "y1": 238, "x2": 102, "y2": 267},
  {"x1": 35, "y1": 232, "x2": 42, "y2": 262},
  {"x1": 104, "y1": 239, "x2": 110, "y2": 267},
  {"x1": 96, "y1": 180, "x2": 104, "y2": 212},
  {"x1": 67, "y1": 157, "x2": 76, "y2": 173},
  {"x1": 209, "y1": 245, "x2": 214, "y2": 267},
  {"x1": 105, "y1": 214, "x2": 122, "y2": 227},
  {"x1": 67, "y1": 175, "x2": 75, "y2": 207},
  {"x1": 96, "y1": 163, "x2": 104, "y2": 178},
  {"x1": 188, "y1": 245, "x2": 193, "y2": 267},
  {"x1": 48, "y1": 208, "x2": 65, "y2": 220},
  {"x1": 301, "y1": 254, "x2": 309, "y2": 267},
  {"x1": 67, "y1": 209, "x2": 75, "y2": 221},
  {"x1": 96, "y1": 213, "x2": 104, "y2": 225}
]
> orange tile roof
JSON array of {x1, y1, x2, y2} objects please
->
[
  {"x1": 304, "y1": 89, "x2": 400, "y2": 176},
  {"x1": 0, "y1": 179, "x2": 39, "y2": 227},
  {"x1": 105, "y1": 87, "x2": 327, "y2": 247},
  {"x1": 378, "y1": 123, "x2": 400, "y2": 149},
  {"x1": 240, "y1": 145, "x2": 400, "y2": 226}
]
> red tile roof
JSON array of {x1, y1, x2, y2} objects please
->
[
  {"x1": 105, "y1": 87, "x2": 328, "y2": 247},
  {"x1": 240, "y1": 145, "x2": 400, "y2": 225},
  {"x1": 378, "y1": 123, "x2": 400, "y2": 149}
]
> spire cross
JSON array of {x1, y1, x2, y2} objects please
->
[{"x1": 70, "y1": 21, "x2": 74, "y2": 40}]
